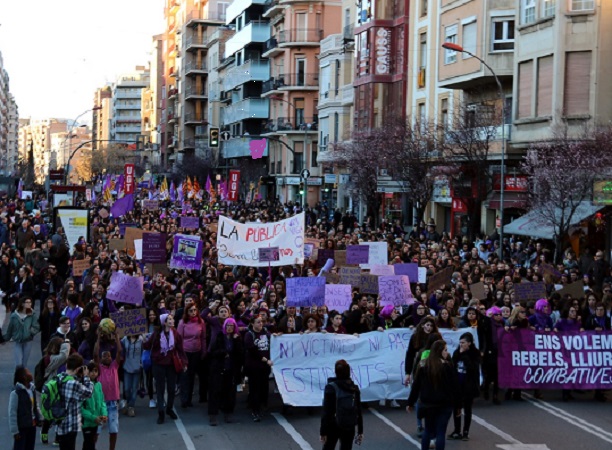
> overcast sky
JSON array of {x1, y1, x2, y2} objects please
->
[{"x1": 0, "y1": 0, "x2": 165, "y2": 122}]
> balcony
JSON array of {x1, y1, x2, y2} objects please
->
[
  {"x1": 167, "y1": 112, "x2": 177, "y2": 124},
  {"x1": 277, "y1": 72, "x2": 319, "y2": 90},
  {"x1": 225, "y1": 21, "x2": 271, "y2": 58},
  {"x1": 185, "y1": 86, "x2": 208, "y2": 100},
  {"x1": 263, "y1": 36, "x2": 282, "y2": 58},
  {"x1": 184, "y1": 113, "x2": 208, "y2": 125},
  {"x1": 222, "y1": 60, "x2": 270, "y2": 92},
  {"x1": 278, "y1": 29, "x2": 323, "y2": 46},
  {"x1": 185, "y1": 60, "x2": 208, "y2": 76},
  {"x1": 223, "y1": 136, "x2": 269, "y2": 159},
  {"x1": 185, "y1": 10, "x2": 226, "y2": 27},
  {"x1": 343, "y1": 24, "x2": 354, "y2": 41},
  {"x1": 168, "y1": 87, "x2": 178, "y2": 99},
  {"x1": 226, "y1": 0, "x2": 268, "y2": 24},
  {"x1": 263, "y1": 0, "x2": 283, "y2": 18},
  {"x1": 184, "y1": 33, "x2": 209, "y2": 51},
  {"x1": 341, "y1": 84, "x2": 354, "y2": 105},
  {"x1": 221, "y1": 98, "x2": 269, "y2": 124},
  {"x1": 271, "y1": 117, "x2": 318, "y2": 133},
  {"x1": 261, "y1": 77, "x2": 285, "y2": 95},
  {"x1": 438, "y1": 52, "x2": 513, "y2": 90}
]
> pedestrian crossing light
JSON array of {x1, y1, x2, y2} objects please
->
[{"x1": 209, "y1": 127, "x2": 220, "y2": 148}]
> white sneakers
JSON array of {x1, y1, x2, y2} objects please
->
[{"x1": 149, "y1": 399, "x2": 157, "y2": 409}]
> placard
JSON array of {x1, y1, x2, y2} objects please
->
[
  {"x1": 346, "y1": 245, "x2": 369, "y2": 265},
  {"x1": 125, "y1": 227, "x2": 144, "y2": 252},
  {"x1": 134, "y1": 239, "x2": 143, "y2": 260},
  {"x1": 554, "y1": 280, "x2": 585, "y2": 300},
  {"x1": 72, "y1": 259, "x2": 90, "y2": 277},
  {"x1": 259, "y1": 247, "x2": 280, "y2": 262},
  {"x1": 514, "y1": 282, "x2": 547, "y2": 302},
  {"x1": 359, "y1": 274, "x2": 379, "y2": 294},
  {"x1": 324, "y1": 284, "x2": 352, "y2": 312},
  {"x1": 427, "y1": 266, "x2": 454, "y2": 296},
  {"x1": 540, "y1": 263, "x2": 562, "y2": 281},
  {"x1": 370, "y1": 265, "x2": 395, "y2": 276},
  {"x1": 142, "y1": 200, "x2": 159, "y2": 210},
  {"x1": 106, "y1": 272, "x2": 144, "y2": 306},
  {"x1": 418, "y1": 267, "x2": 427, "y2": 284},
  {"x1": 317, "y1": 249, "x2": 335, "y2": 267},
  {"x1": 304, "y1": 243, "x2": 315, "y2": 259},
  {"x1": 110, "y1": 308, "x2": 147, "y2": 338},
  {"x1": 286, "y1": 277, "x2": 326, "y2": 307},
  {"x1": 323, "y1": 272, "x2": 340, "y2": 284},
  {"x1": 142, "y1": 233, "x2": 167, "y2": 264},
  {"x1": 98, "y1": 208, "x2": 109, "y2": 219},
  {"x1": 470, "y1": 282, "x2": 487, "y2": 301},
  {"x1": 180, "y1": 216, "x2": 200, "y2": 229},
  {"x1": 393, "y1": 263, "x2": 418, "y2": 281},
  {"x1": 109, "y1": 239, "x2": 126, "y2": 251},
  {"x1": 378, "y1": 275, "x2": 414, "y2": 307},
  {"x1": 119, "y1": 223, "x2": 137, "y2": 236},
  {"x1": 170, "y1": 234, "x2": 203, "y2": 271},
  {"x1": 217, "y1": 213, "x2": 305, "y2": 267},
  {"x1": 146, "y1": 263, "x2": 170, "y2": 277},
  {"x1": 359, "y1": 241, "x2": 388, "y2": 270},
  {"x1": 334, "y1": 250, "x2": 347, "y2": 268},
  {"x1": 339, "y1": 267, "x2": 361, "y2": 287}
]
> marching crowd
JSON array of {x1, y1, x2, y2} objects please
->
[{"x1": 0, "y1": 189, "x2": 611, "y2": 450}]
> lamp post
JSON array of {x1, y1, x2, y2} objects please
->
[
  {"x1": 442, "y1": 42, "x2": 506, "y2": 259},
  {"x1": 270, "y1": 95, "x2": 310, "y2": 209},
  {"x1": 64, "y1": 139, "x2": 135, "y2": 184}
]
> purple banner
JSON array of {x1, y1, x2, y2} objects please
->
[
  {"x1": 180, "y1": 216, "x2": 200, "y2": 229},
  {"x1": 142, "y1": 233, "x2": 167, "y2": 264},
  {"x1": 498, "y1": 329, "x2": 612, "y2": 389},
  {"x1": 346, "y1": 245, "x2": 369, "y2": 265},
  {"x1": 286, "y1": 277, "x2": 326, "y2": 307},
  {"x1": 393, "y1": 263, "x2": 418, "y2": 281},
  {"x1": 169, "y1": 234, "x2": 203, "y2": 271}
]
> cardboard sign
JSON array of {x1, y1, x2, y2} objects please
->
[
  {"x1": 98, "y1": 208, "x2": 109, "y2": 219},
  {"x1": 110, "y1": 308, "x2": 147, "y2": 338},
  {"x1": 119, "y1": 223, "x2": 137, "y2": 236},
  {"x1": 427, "y1": 266, "x2": 454, "y2": 296},
  {"x1": 145, "y1": 263, "x2": 170, "y2": 277},
  {"x1": 339, "y1": 267, "x2": 361, "y2": 287},
  {"x1": 540, "y1": 263, "x2": 562, "y2": 281},
  {"x1": 554, "y1": 280, "x2": 585, "y2": 300},
  {"x1": 259, "y1": 247, "x2": 280, "y2": 262},
  {"x1": 324, "y1": 284, "x2": 352, "y2": 312},
  {"x1": 370, "y1": 265, "x2": 395, "y2": 276},
  {"x1": 359, "y1": 274, "x2": 379, "y2": 294},
  {"x1": 286, "y1": 277, "x2": 326, "y2": 307},
  {"x1": 72, "y1": 259, "x2": 90, "y2": 277},
  {"x1": 378, "y1": 275, "x2": 414, "y2": 307},
  {"x1": 470, "y1": 282, "x2": 487, "y2": 300},
  {"x1": 323, "y1": 272, "x2": 340, "y2": 284},
  {"x1": 109, "y1": 239, "x2": 126, "y2": 251},
  {"x1": 125, "y1": 227, "x2": 144, "y2": 252},
  {"x1": 346, "y1": 245, "x2": 370, "y2": 265},
  {"x1": 514, "y1": 282, "x2": 547, "y2": 302},
  {"x1": 334, "y1": 250, "x2": 347, "y2": 268},
  {"x1": 208, "y1": 223, "x2": 218, "y2": 234}
]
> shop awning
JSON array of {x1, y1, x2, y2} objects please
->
[
  {"x1": 486, "y1": 191, "x2": 528, "y2": 210},
  {"x1": 503, "y1": 201, "x2": 604, "y2": 239}
]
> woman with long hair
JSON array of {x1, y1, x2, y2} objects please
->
[
  {"x1": 177, "y1": 302, "x2": 207, "y2": 408},
  {"x1": 39, "y1": 296, "x2": 60, "y2": 353},
  {"x1": 244, "y1": 315, "x2": 273, "y2": 422},
  {"x1": 4, "y1": 296, "x2": 40, "y2": 367},
  {"x1": 76, "y1": 317, "x2": 97, "y2": 363},
  {"x1": 407, "y1": 340, "x2": 458, "y2": 450}
]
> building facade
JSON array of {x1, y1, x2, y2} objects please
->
[
  {"x1": 92, "y1": 86, "x2": 112, "y2": 151},
  {"x1": 110, "y1": 67, "x2": 150, "y2": 145},
  {"x1": 0, "y1": 52, "x2": 19, "y2": 175}
]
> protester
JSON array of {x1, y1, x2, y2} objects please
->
[
  {"x1": 80, "y1": 361, "x2": 108, "y2": 450},
  {"x1": 244, "y1": 315, "x2": 273, "y2": 422},
  {"x1": 9, "y1": 366, "x2": 41, "y2": 450},
  {"x1": 4, "y1": 296, "x2": 40, "y2": 367},
  {"x1": 449, "y1": 332, "x2": 480, "y2": 441}
]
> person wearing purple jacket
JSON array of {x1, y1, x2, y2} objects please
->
[
  {"x1": 554, "y1": 304, "x2": 583, "y2": 333},
  {"x1": 177, "y1": 303, "x2": 206, "y2": 408}
]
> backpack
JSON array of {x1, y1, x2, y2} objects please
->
[
  {"x1": 34, "y1": 357, "x2": 47, "y2": 392},
  {"x1": 40, "y1": 373, "x2": 73, "y2": 423},
  {"x1": 330, "y1": 382, "x2": 357, "y2": 430}
]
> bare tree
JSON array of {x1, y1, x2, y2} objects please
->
[
  {"x1": 91, "y1": 144, "x2": 143, "y2": 176},
  {"x1": 170, "y1": 153, "x2": 217, "y2": 185},
  {"x1": 521, "y1": 122, "x2": 612, "y2": 262}
]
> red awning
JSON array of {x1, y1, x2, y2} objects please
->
[{"x1": 487, "y1": 191, "x2": 528, "y2": 210}]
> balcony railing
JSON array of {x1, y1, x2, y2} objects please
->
[
  {"x1": 185, "y1": 60, "x2": 208, "y2": 75},
  {"x1": 262, "y1": 76, "x2": 287, "y2": 94},
  {"x1": 278, "y1": 72, "x2": 319, "y2": 88},
  {"x1": 221, "y1": 98, "x2": 269, "y2": 124},
  {"x1": 264, "y1": 37, "x2": 278, "y2": 53},
  {"x1": 186, "y1": 10, "x2": 226, "y2": 25},
  {"x1": 184, "y1": 34, "x2": 208, "y2": 50},
  {"x1": 225, "y1": 21, "x2": 270, "y2": 58},
  {"x1": 221, "y1": 60, "x2": 270, "y2": 92},
  {"x1": 278, "y1": 29, "x2": 323, "y2": 44},
  {"x1": 265, "y1": 117, "x2": 319, "y2": 132},
  {"x1": 343, "y1": 24, "x2": 354, "y2": 41},
  {"x1": 185, "y1": 86, "x2": 208, "y2": 98},
  {"x1": 184, "y1": 113, "x2": 208, "y2": 124}
]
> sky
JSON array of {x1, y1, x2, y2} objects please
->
[{"x1": 0, "y1": 0, "x2": 165, "y2": 122}]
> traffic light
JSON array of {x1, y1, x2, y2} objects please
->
[{"x1": 209, "y1": 127, "x2": 220, "y2": 148}]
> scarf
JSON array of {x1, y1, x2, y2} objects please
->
[{"x1": 160, "y1": 329, "x2": 175, "y2": 355}]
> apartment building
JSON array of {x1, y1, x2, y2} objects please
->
[
  {"x1": 261, "y1": 0, "x2": 341, "y2": 204},
  {"x1": 6, "y1": 95, "x2": 19, "y2": 174},
  {"x1": 92, "y1": 86, "x2": 112, "y2": 151},
  {"x1": 141, "y1": 34, "x2": 164, "y2": 170},
  {"x1": 0, "y1": 52, "x2": 19, "y2": 175},
  {"x1": 50, "y1": 126, "x2": 92, "y2": 184},
  {"x1": 110, "y1": 67, "x2": 150, "y2": 146},
  {"x1": 513, "y1": 0, "x2": 612, "y2": 143},
  {"x1": 18, "y1": 119, "x2": 69, "y2": 184}
]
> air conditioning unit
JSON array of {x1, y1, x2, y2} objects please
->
[{"x1": 379, "y1": 168, "x2": 388, "y2": 176}]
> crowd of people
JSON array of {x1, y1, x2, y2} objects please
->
[{"x1": 0, "y1": 188, "x2": 611, "y2": 450}]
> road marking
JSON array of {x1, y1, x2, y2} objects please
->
[
  {"x1": 369, "y1": 408, "x2": 420, "y2": 448},
  {"x1": 522, "y1": 393, "x2": 612, "y2": 444},
  {"x1": 174, "y1": 413, "x2": 197, "y2": 450},
  {"x1": 271, "y1": 413, "x2": 315, "y2": 450},
  {"x1": 472, "y1": 414, "x2": 523, "y2": 444},
  {"x1": 497, "y1": 445, "x2": 550, "y2": 450}
]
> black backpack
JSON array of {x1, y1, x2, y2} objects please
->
[{"x1": 330, "y1": 382, "x2": 357, "y2": 430}]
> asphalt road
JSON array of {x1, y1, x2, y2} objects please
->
[{"x1": 1, "y1": 306, "x2": 611, "y2": 450}]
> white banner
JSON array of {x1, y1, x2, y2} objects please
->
[
  {"x1": 217, "y1": 213, "x2": 305, "y2": 267},
  {"x1": 271, "y1": 328, "x2": 477, "y2": 406}
]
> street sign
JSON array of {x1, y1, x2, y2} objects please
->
[
  {"x1": 376, "y1": 180, "x2": 409, "y2": 193},
  {"x1": 301, "y1": 169, "x2": 311, "y2": 179},
  {"x1": 220, "y1": 131, "x2": 231, "y2": 141}
]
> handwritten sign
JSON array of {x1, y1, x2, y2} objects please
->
[
  {"x1": 324, "y1": 284, "x2": 352, "y2": 312},
  {"x1": 378, "y1": 275, "x2": 414, "y2": 307},
  {"x1": 259, "y1": 247, "x2": 280, "y2": 262},
  {"x1": 142, "y1": 233, "x2": 167, "y2": 264},
  {"x1": 286, "y1": 277, "x2": 326, "y2": 307},
  {"x1": 107, "y1": 272, "x2": 144, "y2": 306},
  {"x1": 346, "y1": 245, "x2": 369, "y2": 265},
  {"x1": 72, "y1": 259, "x2": 90, "y2": 277},
  {"x1": 370, "y1": 265, "x2": 395, "y2": 276},
  {"x1": 110, "y1": 308, "x2": 147, "y2": 338},
  {"x1": 323, "y1": 272, "x2": 340, "y2": 284},
  {"x1": 514, "y1": 282, "x2": 547, "y2": 302},
  {"x1": 142, "y1": 200, "x2": 159, "y2": 211},
  {"x1": 339, "y1": 267, "x2": 361, "y2": 287},
  {"x1": 180, "y1": 217, "x2": 200, "y2": 229},
  {"x1": 359, "y1": 274, "x2": 379, "y2": 294},
  {"x1": 334, "y1": 250, "x2": 347, "y2": 267}
]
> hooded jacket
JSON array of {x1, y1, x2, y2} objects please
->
[
  {"x1": 9, "y1": 382, "x2": 42, "y2": 435},
  {"x1": 5, "y1": 310, "x2": 40, "y2": 343},
  {"x1": 320, "y1": 377, "x2": 363, "y2": 436}
]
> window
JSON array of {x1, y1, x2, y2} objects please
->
[
  {"x1": 420, "y1": 0, "x2": 428, "y2": 17},
  {"x1": 517, "y1": 60, "x2": 534, "y2": 118},
  {"x1": 417, "y1": 103, "x2": 426, "y2": 130},
  {"x1": 334, "y1": 60, "x2": 340, "y2": 96},
  {"x1": 333, "y1": 113, "x2": 339, "y2": 142},
  {"x1": 521, "y1": 0, "x2": 536, "y2": 24},
  {"x1": 542, "y1": 0, "x2": 556, "y2": 17},
  {"x1": 492, "y1": 20, "x2": 515, "y2": 51},
  {"x1": 536, "y1": 56, "x2": 553, "y2": 117},
  {"x1": 440, "y1": 98, "x2": 449, "y2": 130},
  {"x1": 444, "y1": 25, "x2": 458, "y2": 64},
  {"x1": 418, "y1": 33, "x2": 427, "y2": 88},
  {"x1": 564, "y1": 51, "x2": 591, "y2": 115},
  {"x1": 570, "y1": 0, "x2": 594, "y2": 11},
  {"x1": 462, "y1": 21, "x2": 477, "y2": 57},
  {"x1": 312, "y1": 149, "x2": 318, "y2": 167}
]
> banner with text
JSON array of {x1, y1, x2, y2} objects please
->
[
  {"x1": 498, "y1": 329, "x2": 612, "y2": 389},
  {"x1": 217, "y1": 213, "x2": 305, "y2": 267},
  {"x1": 271, "y1": 328, "x2": 477, "y2": 406}
]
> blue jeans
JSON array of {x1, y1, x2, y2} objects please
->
[
  {"x1": 123, "y1": 371, "x2": 140, "y2": 407},
  {"x1": 422, "y1": 407, "x2": 452, "y2": 450},
  {"x1": 13, "y1": 341, "x2": 33, "y2": 368}
]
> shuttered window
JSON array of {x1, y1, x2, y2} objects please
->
[
  {"x1": 462, "y1": 21, "x2": 477, "y2": 57},
  {"x1": 536, "y1": 56, "x2": 553, "y2": 117},
  {"x1": 517, "y1": 60, "x2": 533, "y2": 119},
  {"x1": 564, "y1": 51, "x2": 591, "y2": 116}
]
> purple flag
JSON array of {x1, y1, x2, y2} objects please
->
[
  {"x1": 110, "y1": 193, "x2": 134, "y2": 217},
  {"x1": 205, "y1": 174, "x2": 212, "y2": 194},
  {"x1": 170, "y1": 181, "x2": 176, "y2": 201},
  {"x1": 115, "y1": 174, "x2": 125, "y2": 196},
  {"x1": 177, "y1": 184, "x2": 184, "y2": 202},
  {"x1": 17, "y1": 179, "x2": 23, "y2": 199}
]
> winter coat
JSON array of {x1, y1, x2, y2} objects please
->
[
  {"x1": 8, "y1": 382, "x2": 42, "y2": 435},
  {"x1": 81, "y1": 381, "x2": 108, "y2": 429},
  {"x1": 320, "y1": 377, "x2": 363, "y2": 436},
  {"x1": 452, "y1": 347, "x2": 481, "y2": 399},
  {"x1": 407, "y1": 359, "x2": 459, "y2": 409},
  {"x1": 5, "y1": 310, "x2": 40, "y2": 343}
]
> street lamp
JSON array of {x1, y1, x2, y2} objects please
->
[
  {"x1": 64, "y1": 139, "x2": 135, "y2": 184},
  {"x1": 270, "y1": 95, "x2": 311, "y2": 209},
  {"x1": 442, "y1": 42, "x2": 506, "y2": 259}
]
